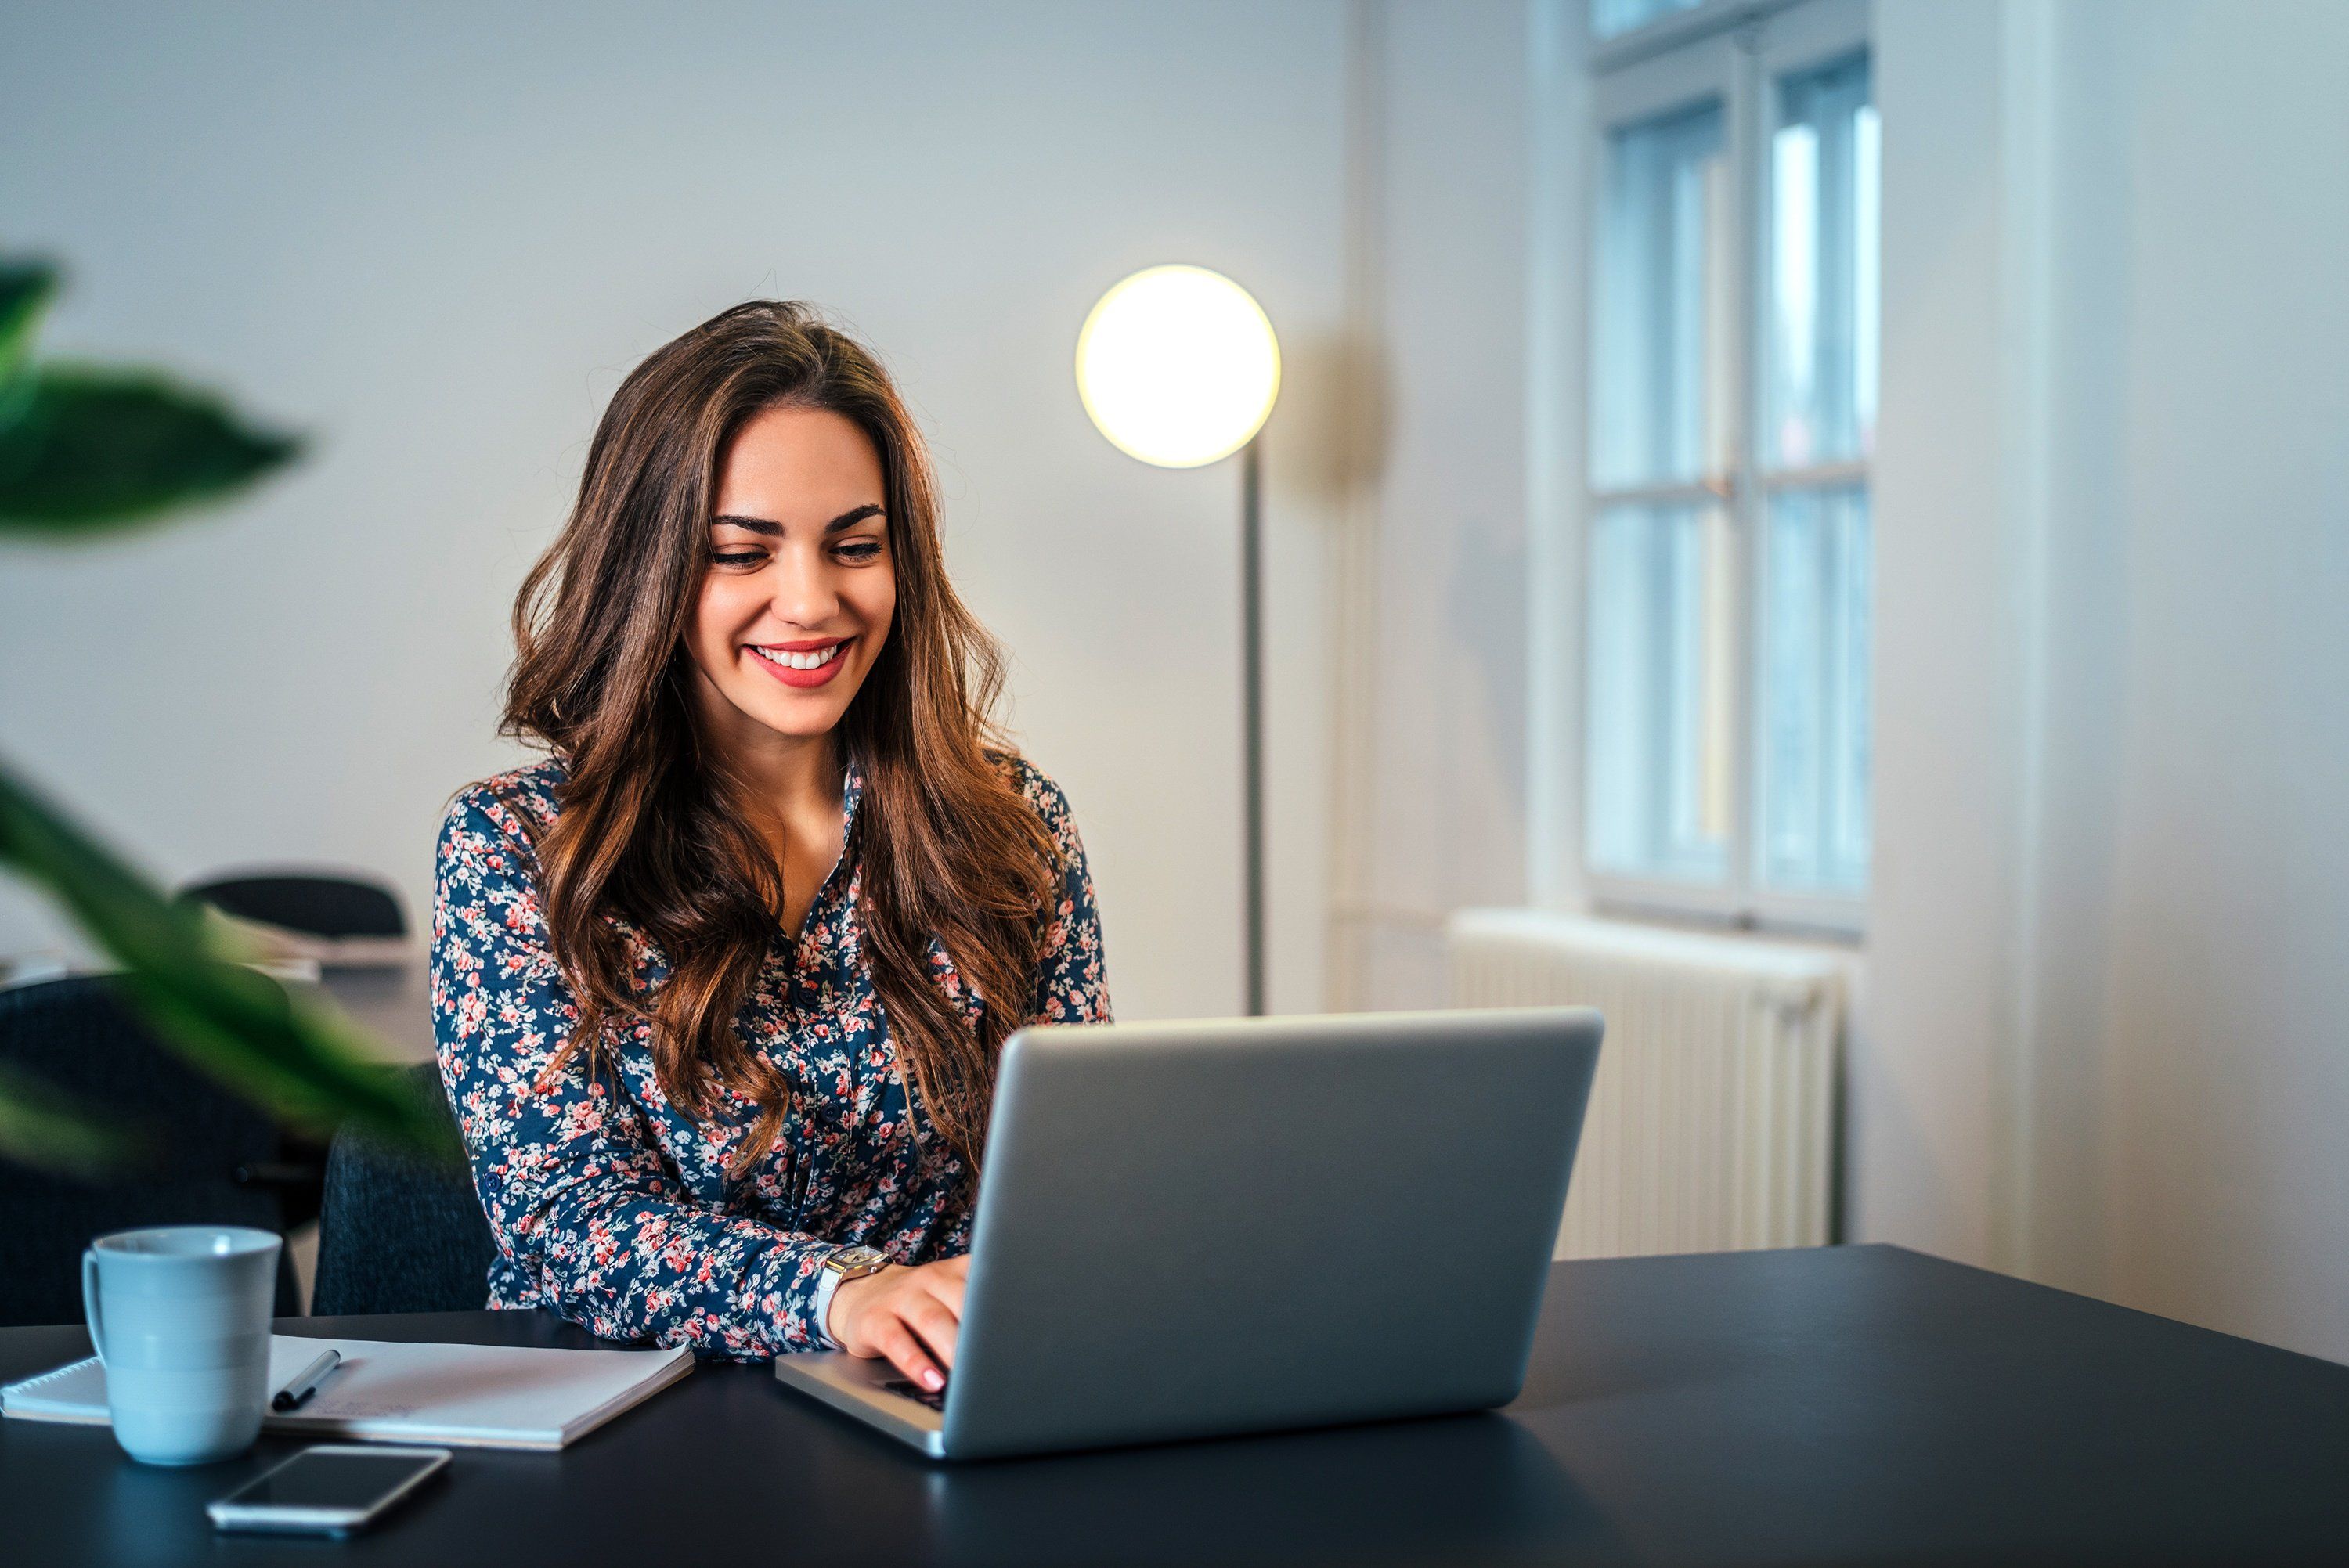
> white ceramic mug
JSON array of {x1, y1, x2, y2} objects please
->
[{"x1": 81, "y1": 1225, "x2": 282, "y2": 1465}]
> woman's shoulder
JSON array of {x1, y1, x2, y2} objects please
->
[
  {"x1": 985, "y1": 747, "x2": 1070, "y2": 813},
  {"x1": 984, "y1": 748, "x2": 1084, "y2": 854},
  {"x1": 441, "y1": 754, "x2": 571, "y2": 857}
]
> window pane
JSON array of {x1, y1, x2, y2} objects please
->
[
  {"x1": 1592, "y1": 0, "x2": 1703, "y2": 41},
  {"x1": 1592, "y1": 98, "x2": 1731, "y2": 490},
  {"x1": 1758, "y1": 485, "x2": 1871, "y2": 891},
  {"x1": 1587, "y1": 500, "x2": 1734, "y2": 882},
  {"x1": 1765, "y1": 52, "x2": 1876, "y2": 470}
]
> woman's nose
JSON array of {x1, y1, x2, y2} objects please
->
[{"x1": 769, "y1": 546, "x2": 839, "y2": 626}]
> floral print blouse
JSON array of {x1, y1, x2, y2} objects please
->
[{"x1": 428, "y1": 751, "x2": 1110, "y2": 1361}]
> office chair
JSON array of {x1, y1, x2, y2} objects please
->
[
  {"x1": 179, "y1": 869, "x2": 418, "y2": 1233},
  {"x1": 179, "y1": 872, "x2": 406, "y2": 943},
  {"x1": 311, "y1": 1063, "x2": 495, "y2": 1316},
  {"x1": 0, "y1": 975, "x2": 302, "y2": 1326}
]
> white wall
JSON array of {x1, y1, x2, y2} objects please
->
[
  {"x1": 2051, "y1": 0, "x2": 2349, "y2": 1360},
  {"x1": 1854, "y1": 0, "x2": 2027, "y2": 1278},
  {"x1": 1864, "y1": 0, "x2": 2349, "y2": 1362},
  {"x1": 0, "y1": 0, "x2": 1347, "y2": 1024},
  {"x1": 1331, "y1": 0, "x2": 1538, "y2": 1012}
]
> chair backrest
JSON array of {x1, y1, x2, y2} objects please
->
[
  {"x1": 0, "y1": 975, "x2": 300, "y2": 1326},
  {"x1": 181, "y1": 874, "x2": 406, "y2": 941},
  {"x1": 311, "y1": 1064, "x2": 495, "y2": 1317}
]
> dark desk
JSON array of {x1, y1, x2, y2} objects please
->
[{"x1": 7, "y1": 1245, "x2": 2347, "y2": 1566}]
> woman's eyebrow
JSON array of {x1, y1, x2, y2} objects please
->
[{"x1": 710, "y1": 504, "x2": 882, "y2": 537}]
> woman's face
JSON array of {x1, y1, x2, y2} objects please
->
[{"x1": 687, "y1": 404, "x2": 897, "y2": 754}]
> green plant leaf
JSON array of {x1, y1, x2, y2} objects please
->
[
  {"x1": 0, "y1": 760, "x2": 456, "y2": 1166},
  {"x1": 0, "y1": 366, "x2": 300, "y2": 534},
  {"x1": 0, "y1": 1061, "x2": 145, "y2": 1180},
  {"x1": 0, "y1": 261, "x2": 56, "y2": 387}
]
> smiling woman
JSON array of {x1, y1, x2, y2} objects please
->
[{"x1": 430, "y1": 302, "x2": 1110, "y2": 1389}]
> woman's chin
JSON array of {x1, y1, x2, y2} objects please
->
[
  {"x1": 744, "y1": 679, "x2": 866, "y2": 741},
  {"x1": 751, "y1": 700, "x2": 852, "y2": 741}
]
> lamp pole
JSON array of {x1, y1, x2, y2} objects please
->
[
  {"x1": 1239, "y1": 438, "x2": 1265, "y2": 1017},
  {"x1": 1073, "y1": 263, "x2": 1280, "y2": 1019}
]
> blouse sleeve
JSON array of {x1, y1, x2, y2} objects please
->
[
  {"x1": 1016, "y1": 766, "x2": 1113, "y2": 1026},
  {"x1": 429, "y1": 787, "x2": 838, "y2": 1361}
]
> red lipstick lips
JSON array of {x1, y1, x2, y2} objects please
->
[{"x1": 748, "y1": 636, "x2": 851, "y2": 690}]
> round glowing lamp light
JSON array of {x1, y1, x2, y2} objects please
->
[{"x1": 1075, "y1": 265, "x2": 1281, "y2": 469}]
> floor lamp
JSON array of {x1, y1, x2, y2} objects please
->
[{"x1": 1076, "y1": 265, "x2": 1282, "y2": 1015}]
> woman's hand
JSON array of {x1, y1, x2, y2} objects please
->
[{"x1": 826, "y1": 1256, "x2": 969, "y2": 1391}]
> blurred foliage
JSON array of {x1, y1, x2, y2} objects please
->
[{"x1": 0, "y1": 257, "x2": 453, "y2": 1172}]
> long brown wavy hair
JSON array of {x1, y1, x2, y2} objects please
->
[{"x1": 502, "y1": 301, "x2": 1057, "y2": 1177}]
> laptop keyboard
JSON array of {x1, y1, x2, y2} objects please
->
[{"x1": 881, "y1": 1378, "x2": 947, "y2": 1412}]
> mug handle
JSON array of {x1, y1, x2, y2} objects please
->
[{"x1": 81, "y1": 1248, "x2": 107, "y2": 1365}]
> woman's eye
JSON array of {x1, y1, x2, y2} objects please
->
[
  {"x1": 712, "y1": 550, "x2": 765, "y2": 567},
  {"x1": 836, "y1": 541, "x2": 883, "y2": 562}
]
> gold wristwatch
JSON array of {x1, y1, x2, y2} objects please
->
[{"x1": 822, "y1": 1245, "x2": 890, "y2": 1285}]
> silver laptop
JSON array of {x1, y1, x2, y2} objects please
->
[{"x1": 773, "y1": 1007, "x2": 1602, "y2": 1461}]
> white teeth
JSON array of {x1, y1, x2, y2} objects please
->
[{"x1": 753, "y1": 642, "x2": 843, "y2": 671}]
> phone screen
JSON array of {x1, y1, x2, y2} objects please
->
[{"x1": 224, "y1": 1450, "x2": 442, "y2": 1512}]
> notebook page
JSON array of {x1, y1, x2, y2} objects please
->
[
  {"x1": 3, "y1": 1335, "x2": 693, "y2": 1451},
  {"x1": 0, "y1": 1353, "x2": 111, "y2": 1423}
]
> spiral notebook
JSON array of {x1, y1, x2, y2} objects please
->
[{"x1": 1, "y1": 1335, "x2": 692, "y2": 1451}]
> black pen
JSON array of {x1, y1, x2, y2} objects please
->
[{"x1": 271, "y1": 1349, "x2": 342, "y2": 1412}]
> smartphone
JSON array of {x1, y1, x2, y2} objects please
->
[{"x1": 207, "y1": 1445, "x2": 451, "y2": 1537}]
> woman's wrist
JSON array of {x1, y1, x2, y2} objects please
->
[{"x1": 824, "y1": 1263, "x2": 889, "y2": 1345}]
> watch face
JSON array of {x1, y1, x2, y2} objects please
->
[{"x1": 832, "y1": 1246, "x2": 886, "y2": 1272}]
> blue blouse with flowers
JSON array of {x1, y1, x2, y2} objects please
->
[{"x1": 428, "y1": 751, "x2": 1110, "y2": 1361}]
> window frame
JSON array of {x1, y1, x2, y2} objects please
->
[
  {"x1": 1592, "y1": 0, "x2": 1795, "y2": 67},
  {"x1": 1576, "y1": 0, "x2": 1874, "y2": 937}
]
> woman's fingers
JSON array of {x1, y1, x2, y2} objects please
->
[
  {"x1": 871, "y1": 1316, "x2": 944, "y2": 1391},
  {"x1": 904, "y1": 1291, "x2": 962, "y2": 1371},
  {"x1": 833, "y1": 1257, "x2": 969, "y2": 1390},
  {"x1": 928, "y1": 1258, "x2": 970, "y2": 1316}
]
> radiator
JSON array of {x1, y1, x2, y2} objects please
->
[{"x1": 1446, "y1": 909, "x2": 1846, "y2": 1260}]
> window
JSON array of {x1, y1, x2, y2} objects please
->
[{"x1": 1581, "y1": 0, "x2": 1875, "y2": 929}]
